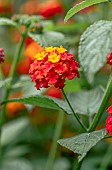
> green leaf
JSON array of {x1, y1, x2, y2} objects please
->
[
  {"x1": 4, "y1": 146, "x2": 30, "y2": 158},
  {"x1": 0, "y1": 18, "x2": 17, "y2": 27},
  {"x1": 2, "y1": 96, "x2": 59, "y2": 109},
  {"x1": 67, "y1": 86, "x2": 104, "y2": 116},
  {"x1": 79, "y1": 20, "x2": 112, "y2": 83},
  {"x1": 0, "y1": 78, "x2": 11, "y2": 88},
  {"x1": 64, "y1": 0, "x2": 108, "y2": 23},
  {"x1": 12, "y1": 75, "x2": 31, "y2": 89},
  {"x1": 1, "y1": 118, "x2": 29, "y2": 146},
  {"x1": 11, "y1": 75, "x2": 44, "y2": 96},
  {"x1": 28, "y1": 31, "x2": 67, "y2": 48},
  {"x1": 1, "y1": 159, "x2": 33, "y2": 170},
  {"x1": 2, "y1": 95, "x2": 72, "y2": 114},
  {"x1": 58, "y1": 129, "x2": 106, "y2": 162}
]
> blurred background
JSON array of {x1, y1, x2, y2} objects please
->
[{"x1": 0, "y1": 0, "x2": 112, "y2": 170}]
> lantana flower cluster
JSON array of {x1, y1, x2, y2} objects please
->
[
  {"x1": 29, "y1": 46, "x2": 80, "y2": 89},
  {"x1": 107, "y1": 52, "x2": 112, "y2": 65},
  {"x1": 106, "y1": 106, "x2": 112, "y2": 134},
  {"x1": 0, "y1": 48, "x2": 4, "y2": 64}
]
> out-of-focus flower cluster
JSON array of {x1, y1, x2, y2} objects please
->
[
  {"x1": 0, "y1": 0, "x2": 14, "y2": 15},
  {"x1": 20, "y1": 0, "x2": 63, "y2": 18},
  {"x1": 29, "y1": 46, "x2": 80, "y2": 89},
  {"x1": 106, "y1": 106, "x2": 112, "y2": 134},
  {"x1": 0, "y1": 48, "x2": 4, "y2": 63},
  {"x1": 37, "y1": 0, "x2": 63, "y2": 18}
]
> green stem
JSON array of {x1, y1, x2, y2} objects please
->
[
  {"x1": 0, "y1": 30, "x2": 27, "y2": 161},
  {"x1": 62, "y1": 89, "x2": 87, "y2": 132},
  {"x1": 45, "y1": 111, "x2": 64, "y2": 170},
  {"x1": 88, "y1": 73, "x2": 112, "y2": 132},
  {"x1": 0, "y1": 66, "x2": 4, "y2": 80},
  {"x1": 104, "y1": 135, "x2": 112, "y2": 139},
  {"x1": 72, "y1": 72, "x2": 112, "y2": 170},
  {"x1": 9, "y1": 39, "x2": 25, "y2": 80},
  {"x1": 72, "y1": 158, "x2": 83, "y2": 170},
  {"x1": 0, "y1": 35, "x2": 26, "y2": 126},
  {"x1": 99, "y1": 144, "x2": 112, "y2": 170},
  {"x1": 89, "y1": 115, "x2": 93, "y2": 127}
]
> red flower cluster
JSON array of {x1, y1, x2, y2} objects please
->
[
  {"x1": 29, "y1": 46, "x2": 80, "y2": 89},
  {"x1": 106, "y1": 106, "x2": 112, "y2": 134},
  {"x1": 107, "y1": 52, "x2": 112, "y2": 65},
  {"x1": 0, "y1": 48, "x2": 4, "y2": 64}
]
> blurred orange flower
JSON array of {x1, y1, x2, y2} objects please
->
[
  {"x1": 17, "y1": 41, "x2": 43, "y2": 75},
  {"x1": 1, "y1": 60, "x2": 11, "y2": 76},
  {"x1": 24, "y1": 41, "x2": 43, "y2": 61},
  {"x1": 45, "y1": 86, "x2": 63, "y2": 99},
  {"x1": 6, "y1": 92, "x2": 26, "y2": 117},
  {"x1": 20, "y1": 0, "x2": 39, "y2": 15},
  {"x1": 0, "y1": 0, "x2": 14, "y2": 15},
  {"x1": 17, "y1": 57, "x2": 31, "y2": 75},
  {"x1": 6, "y1": 102, "x2": 26, "y2": 117}
]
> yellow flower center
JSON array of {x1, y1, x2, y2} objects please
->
[
  {"x1": 48, "y1": 53, "x2": 60, "y2": 63},
  {"x1": 45, "y1": 46, "x2": 54, "y2": 53},
  {"x1": 45, "y1": 46, "x2": 67, "y2": 54},
  {"x1": 35, "y1": 52, "x2": 46, "y2": 60},
  {"x1": 57, "y1": 46, "x2": 67, "y2": 53},
  {"x1": 35, "y1": 46, "x2": 67, "y2": 62}
]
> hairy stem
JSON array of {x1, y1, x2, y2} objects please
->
[
  {"x1": 62, "y1": 89, "x2": 87, "y2": 132},
  {"x1": 88, "y1": 73, "x2": 112, "y2": 132}
]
